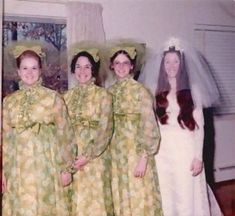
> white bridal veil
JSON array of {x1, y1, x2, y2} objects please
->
[{"x1": 139, "y1": 37, "x2": 220, "y2": 108}]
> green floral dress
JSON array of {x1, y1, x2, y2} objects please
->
[
  {"x1": 108, "y1": 76, "x2": 163, "y2": 216},
  {"x1": 2, "y1": 81, "x2": 76, "y2": 216},
  {"x1": 64, "y1": 80, "x2": 114, "y2": 216}
]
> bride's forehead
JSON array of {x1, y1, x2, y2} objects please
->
[{"x1": 164, "y1": 52, "x2": 180, "y2": 60}]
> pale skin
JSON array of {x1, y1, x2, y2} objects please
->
[
  {"x1": 112, "y1": 53, "x2": 148, "y2": 178},
  {"x1": 2, "y1": 56, "x2": 72, "y2": 192},
  {"x1": 164, "y1": 52, "x2": 203, "y2": 177}
]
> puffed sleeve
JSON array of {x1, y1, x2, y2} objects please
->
[
  {"x1": 193, "y1": 107, "x2": 204, "y2": 161},
  {"x1": 2, "y1": 97, "x2": 14, "y2": 178},
  {"x1": 136, "y1": 87, "x2": 161, "y2": 156},
  {"x1": 53, "y1": 94, "x2": 77, "y2": 173},
  {"x1": 82, "y1": 91, "x2": 113, "y2": 159}
]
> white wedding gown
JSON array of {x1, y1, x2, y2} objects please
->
[{"x1": 155, "y1": 93, "x2": 223, "y2": 216}]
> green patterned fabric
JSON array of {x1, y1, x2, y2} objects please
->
[
  {"x1": 108, "y1": 76, "x2": 163, "y2": 216},
  {"x1": 2, "y1": 81, "x2": 76, "y2": 216},
  {"x1": 64, "y1": 80, "x2": 114, "y2": 216}
]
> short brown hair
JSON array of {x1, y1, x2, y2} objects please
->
[{"x1": 16, "y1": 50, "x2": 42, "y2": 69}]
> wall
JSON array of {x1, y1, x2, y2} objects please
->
[
  {"x1": 5, "y1": 0, "x2": 235, "y2": 48},
  {"x1": 214, "y1": 115, "x2": 235, "y2": 181},
  {"x1": 3, "y1": 0, "x2": 235, "y2": 182}
]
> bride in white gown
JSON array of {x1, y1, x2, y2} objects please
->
[{"x1": 140, "y1": 38, "x2": 223, "y2": 216}]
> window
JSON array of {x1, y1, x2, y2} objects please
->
[
  {"x1": 3, "y1": 16, "x2": 67, "y2": 97},
  {"x1": 194, "y1": 24, "x2": 235, "y2": 115}
]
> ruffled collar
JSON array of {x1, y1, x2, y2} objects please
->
[
  {"x1": 76, "y1": 77, "x2": 95, "y2": 88},
  {"x1": 116, "y1": 74, "x2": 133, "y2": 84},
  {"x1": 19, "y1": 78, "x2": 42, "y2": 90}
]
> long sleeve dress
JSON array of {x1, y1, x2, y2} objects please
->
[
  {"x1": 63, "y1": 79, "x2": 114, "y2": 216},
  {"x1": 155, "y1": 92, "x2": 222, "y2": 216},
  {"x1": 108, "y1": 76, "x2": 163, "y2": 216},
  {"x1": 2, "y1": 80, "x2": 76, "y2": 216}
]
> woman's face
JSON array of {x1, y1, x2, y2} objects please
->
[
  {"x1": 112, "y1": 53, "x2": 133, "y2": 79},
  {"x1": 74, "y1": 56, "x2": 92, "y2": 84},
  {"x1": 17, "y1": 57, "x2": 41, "y2": 86},
  {"x1": 164, "y1": 52, "x2": 180, "y2": 79}
]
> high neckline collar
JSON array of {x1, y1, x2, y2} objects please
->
[
  {"x1": 19, "y1": 78, "x2": 42, "y2": 90},
  {"x1": 76, "y1": 77, "x2": 95, "y2": 88},
  {"x1": 116, "y1": 74, "x2": 133, "y2": 83}
]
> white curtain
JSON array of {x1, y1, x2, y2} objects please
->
[{"x1": 66, "y1": 2, "x2": 106, "y2": 88}]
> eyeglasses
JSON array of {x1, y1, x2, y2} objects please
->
[
  {"x1": 113, "y1": 61, "x2": 131, "y2": 68},
  {"x1": 75, "y1": 64, "x2": 92, "y2": 70}
]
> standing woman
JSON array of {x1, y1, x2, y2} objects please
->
[
  {"x1": 2, "y1": 45, "x2": 75, "y2": 216},
  {"x1": 108, "y1": 46, "x2": 163, "y2": 216},
  {"x1": 64, "y1": 47, "x2": 114, "y2": 216},
  {"x1": 141, "y1": 38, "x2": 222, "y2": 216}
]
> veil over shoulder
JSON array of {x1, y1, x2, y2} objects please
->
[{"x1": 139, "y1": 37, "x2": 220, "y2": 108}]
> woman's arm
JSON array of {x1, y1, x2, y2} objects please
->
[
  {"x1": 53, "y1": 94, "x2": 77, "y2": 178},
  {"x1": 136, "y1": 88, "x2": 161, "y2": 157},
  {"x1": 2, "y1": 97, "x2": 13, "y2": 192},
  {"x1": 134, "y1": 88, "x2": 161, "y2": 178},
  {"x1": 190, "y1": 107, "x2": 204, "y2": 176}
]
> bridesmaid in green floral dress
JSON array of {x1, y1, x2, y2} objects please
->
[
  {"x1": 2, "y1": 45, "x2": 76, "y2": 216},
  {"x1": 64, "y1": 48, "x2": 114, "y2": 216},
  {"x1": 108, "y1": 46, "x2": 163, "y2": 216}
]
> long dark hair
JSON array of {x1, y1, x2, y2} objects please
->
[{"x1": 155, "y1": 48, "x2": 198, "y2": 131}]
